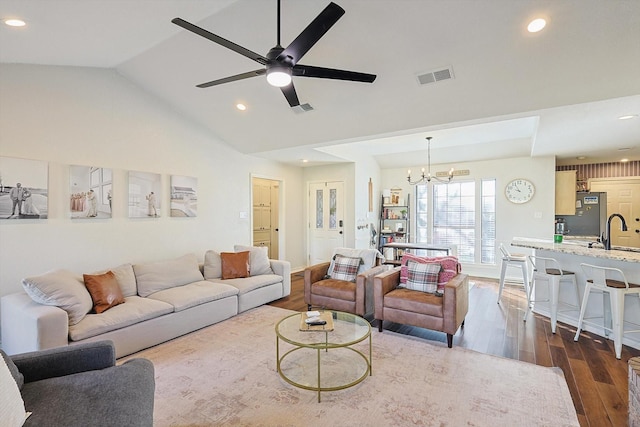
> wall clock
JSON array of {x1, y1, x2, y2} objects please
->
[{"x1": 505, "y1": 178, "x2": 535, "y2": 204}]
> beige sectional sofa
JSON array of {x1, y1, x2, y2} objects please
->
[{"x1": 1, "y1": 248, "x2": 290, "y2": 358}]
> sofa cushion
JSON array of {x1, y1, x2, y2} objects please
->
[
  {"x1": 134, "y1": 254, "x2": 204, "y2": 297},
  {"x1": 83, "y1": 271, "x2": 125, "y2": 314},
  {"x1": 384, "y1": 288, "x2": 444, "y2": 317},
  {"x1": 90, "y1": 263, "x2": 137, "y2": 297},
  {"x1": 203, "y1": 250, "x2": 222, "y2": 280},
  {"x1": 68, "y1": 296, "x2": 173, "y2": 341},
  {"x1": 0, "y1": 354, "x2": 28, "y2": 427},
  {"x1": 310, "y1": 278, "x2": 356, "y2": 301},
  {"x1": 403, "y1": 261, "x2": 441, "y2": 294},
  {"x1": 399, "y1": 254, "x2": 461, "y2": 293},
  {"x1": 20, "y1": 358, "x2": 154, "y2": 427},
  {"x1": 220, "y1": 251, "x2": 250, "y2": 279},
  {"x1": 234, "y1": 245, "x2": 274, "y2": 276},
  {"x1": 329, "y1": 254, "x2": 362, "y2": 282},
  {"x1": 1, "y1": 349, "x2": 24, "y2": 390},
  {"x1": 146, "y1": 280, "x2": 239, "y2": 312},
  {"x1": 208, "y1": 274, "x2": 283, "y2": 295},
  {"x1": 22, "y1": 269, "x2": 93, "y2": 326}
]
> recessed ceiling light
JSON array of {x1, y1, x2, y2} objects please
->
[
  {"x1": 4, "y1": 19, "x2": 26, "y2": 27},
  {"x1": 618, "y1": 114, "x2": 638, "y2": 120},
  {"x1": 236, "y1": 103, "x2": 247, "y2": 111},
  {"x1": 621, "y1": 158, "x2": 629, "y2": 163},
  {"x1": 301, "y1": 159, "x2": 309, "y2": 163},
  {"x1": 618, "y1": 147, "x2": 631, "y2": 151},
  {"x1": 527, "y1": 18, "x2": 546, "y2": 33},
  {"x1": 576, "y1": 156, "x2": 586, "y2": 160}
]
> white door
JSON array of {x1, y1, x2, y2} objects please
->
[
  {"x1": 308, "y1": 181, "x2": 345, "y2": 265},
  {"x1": 270, "y1": 182, "x2": 279, "y2": 259},
  {"x1": 252, "y1": 178, "x2": 280, "y2": 258},
  {"x1": 590, "y1": 178, "x2": 640, "y2": 248}
]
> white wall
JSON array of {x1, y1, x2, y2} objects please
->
[
  {"x1": 353, "y1": 155, "x2": 381, "y2": 249},
  {"x1": 381, "y1": 155, "x2": 556, "y2": 278},
  {"x1": 0, "y1": 64, "x2": 306, "y2": 321}
]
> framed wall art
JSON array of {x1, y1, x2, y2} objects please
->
[
  {"x1": 128, "y1": 171, "x2": 162, "y2": 218},
  {"x1": 170, "y1": 175, "x2": 197, "y2": 217},
  {"x1": 0, "y1": 156, "x2": 48, "y2": 220},
  {"x1": 70, "y1": 165, "x2": 113, "y2": 219}
]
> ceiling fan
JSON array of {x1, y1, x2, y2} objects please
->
[{"x1": 171, "y1": 0, "x2": 376, "y2": 108}]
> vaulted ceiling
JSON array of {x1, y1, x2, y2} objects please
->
[{"x1": 1, "y1": 0, "x2": 639, "y2": 167}]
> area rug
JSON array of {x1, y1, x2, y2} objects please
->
[{"x1": 121, "y1": 305, "x2": 579, "y2": 427}]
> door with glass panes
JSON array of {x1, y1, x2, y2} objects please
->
[{"x1": 308, "y1": 181, "x2": 344, "y2": 265}]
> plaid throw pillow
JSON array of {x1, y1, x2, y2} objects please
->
[
  {"x1": 399, "y1": 254, "x2": 460, "y2": 293},
  {"x1": 329, "y1": 255, "x2": 362, "y2": 282},
  {"x1": 404, "y1": 261, "x2": 442, "y2": 294}
]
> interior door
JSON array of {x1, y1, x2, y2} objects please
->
[
  {"x1": 308, "y1": 181, "x2": 345, "y2": 265},
  {"x1": 252, "y1": 178, "x2": 280, "y2": 258},
  {"x1": 590, "y1": 178, "x2": 640, "y2": 248},
  {"x1": 270, "y1": 182, "x2": 279, "y2": 259}
]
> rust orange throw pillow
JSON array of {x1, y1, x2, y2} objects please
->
[
  {"x1": 83, "y1": 271, "x2": 125, "y2": 314},
  {"x1": 220, "y1": 251, "x2": 250, "y2": 279}
]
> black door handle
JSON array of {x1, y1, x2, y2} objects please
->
[
  {"x1": 339, "y1": 231, "x2": 343, "y2": 234},
  {"x1": 275, "y1": 228, "x2": 279, "y2": 232},
  {"x1": 635, "y1": 229, "x2": 639, "y2": 233}
]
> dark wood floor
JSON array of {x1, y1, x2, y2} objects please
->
[{"x1": 269, "y1": 273, "x2": 640, "y2": 427}]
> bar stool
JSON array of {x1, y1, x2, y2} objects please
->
[
  {"x1": 497, "y1": 243, "x2": 530, "y2": 305},
  {"x1": 574, "y1": 263, "x2": 640, "y2": 359},
  {"x1": 524, "y1": 256, "x2": 581, "y2": 333}
]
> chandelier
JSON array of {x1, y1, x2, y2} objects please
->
[{"x1": 407, "y1": 137, "x2": 454, "y2": 185}]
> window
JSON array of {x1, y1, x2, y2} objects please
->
[
  {"x1": 415, "y1": 179, "x2": 496, "y2": 264},
  {"x1": 481, "y1": 180, "x2": 496, "y2": 264}
]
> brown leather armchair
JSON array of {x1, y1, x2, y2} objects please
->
[
  {"x1": 374, "y1": 267, "x2": 469, "y2": 347},
  {"x1": 304, "y1": 252, "x2": 387, "y2": 317}
]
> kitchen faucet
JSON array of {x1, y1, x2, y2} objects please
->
[{"x1": 601, "y1": 213, "x2": 628, "y2": 250}]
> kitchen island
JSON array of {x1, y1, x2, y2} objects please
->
[{"x1": 511, "y1": 237, "x2": 640, "y2": 351}]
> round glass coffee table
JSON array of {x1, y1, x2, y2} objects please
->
[{"x1": 275, "y1": 310, "x2": 371, "y2": 402}]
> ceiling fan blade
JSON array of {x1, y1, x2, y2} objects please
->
[
  {"x1": 278, "y1": 2, "x2": 345, "y2": 65},
  {"x1": 281, "y1": 84, "x2": 300, "y2": 107},
  {"x1": 196, "y1": 69, "x2": 266, "y2": 88},
  {"x1": 172, "y1": 18, "x2": 268, "y2": 66},
  {"x1": 293, "y1": 64, "x2": 376, "y2": 83}
]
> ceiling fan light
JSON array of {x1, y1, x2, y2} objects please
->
[
  {"x1": 267, "y1": 70, "x2": 292, "y2": 87},
  {"x1": 4, "y1": 19, "x2": 26, "y2": 27},
  {"x1": 527, "y1": 18, "x2": 546, "y2": 33}
]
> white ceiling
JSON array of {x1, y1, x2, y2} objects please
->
[{"x1": 1, "y1": 0, "x2": 639, "y2": 168}]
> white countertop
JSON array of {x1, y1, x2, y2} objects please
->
[{"x1": 511, "y1": 237, "x2": 640, "y2": 263}]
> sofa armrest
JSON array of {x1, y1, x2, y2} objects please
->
[
  {"x1": 442, "y1": 274, "x2": 469, "y2": 334},
  {"x1": 303, "y1": 262, "x2": 331, "y2": 304},
  {"x1": 12, "y1": 340, "x2": 116, "y2": 384},
  {"x1": 373, "y1": 267, "x2": 401, "y2": 319},
  {"x1": 356, "y1": 265, "x2": 390, "y2": 316},
  {"x1": 1, "y1": 292, "x2": 69, "y2": 355},
  {"x1": 270, "y1": 259, "x2": 291, "y2": 296}
]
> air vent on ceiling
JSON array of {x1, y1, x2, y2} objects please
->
[
  {"x1": 292, "y1": 103, "x2": 314, "y2": 113},
  {"x1": 416, "y1": 66, "x2": 455, "y2": 85}
]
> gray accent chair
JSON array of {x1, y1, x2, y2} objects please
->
[{"x1": 2, "y1": 340, "x2": 155, "y2": 427}]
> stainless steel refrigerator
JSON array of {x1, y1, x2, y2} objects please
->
[{"x1": 555, "y1": 192, "x2": 608, "y2": 237}]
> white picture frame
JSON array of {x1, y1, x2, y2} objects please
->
[{"x1": 0, "y1": 156, "x2": 49, "y2": 220}]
